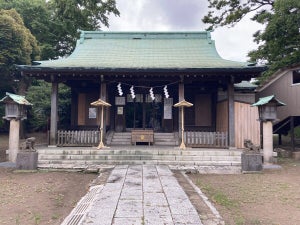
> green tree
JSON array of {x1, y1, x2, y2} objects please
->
[
  {"x1": 0, "y1": 0, "x2": 57, "y2": 60},
  {"x1": 0, "y1": 0, "x2": 119, "y2": 58},
  {"x1": 249, "y1": 0, "x2": 300, "y2": 79},
  {"x1": 48, "y1": 0, "x2": 119, "y2": 56},
  {"x1": 203, "y1": 0, "x2": 274, "y2": 30},
  {"x1": 203, "y1": 0, "x2": 300, "y2": 81},
  {"x1": 0, "y1": 8, "x2": 40, "y2": 94},
  {"x1": 26, "y1": 80, "x2": 71, "y2": 131},
  {"x1": 0, "y1": 0, "x2": 119, "y2": 131}
]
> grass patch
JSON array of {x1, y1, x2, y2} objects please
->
[{"x1": 196, "y1": 180, "x2": 239, "y2": 209}]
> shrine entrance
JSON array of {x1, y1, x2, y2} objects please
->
[
  {"x1": 125, "y1": 94, "x2": 163, "y2": 131},
  {"x1": 114, "y1": 89, "x2": 175, "y2": 133}
]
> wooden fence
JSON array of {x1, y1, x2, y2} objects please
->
[
  {"x1": 184, "y1": 131, "x2": 228, "y2": 148},
  {"x1": 57, "y1": 130, "x2": 99, "y2": 146}
]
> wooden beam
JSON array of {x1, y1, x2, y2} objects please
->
[
  {"x1": 100, "y1": 82, "x2": 107, "y2": 139},
  {"x1": 228, "y1": 80, "x2": 235, "y2": 147},
  {"x1": 178, "y1": 82, "x2": 185, "y2": 142},
  {"x1": 50, "y1": 82, "x2": 58, "y2": 146},
  {"x1": 291, "y1": 116, "x2": 295, "y2": 152}
]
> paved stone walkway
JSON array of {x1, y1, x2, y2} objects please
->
[{"x1": 64, "y1": 165, "x2": 203, "y2": 225}]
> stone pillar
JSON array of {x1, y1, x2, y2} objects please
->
[
  {"x1": 50, "y1": 82, "x2": 58, "y2": 146},
  {"x1": 9, "y1": 119, "x2": 20, "y2": 163},
  {"x1": 263, "y1": 121, "x2": 273, "y2": 164},
  {"x1": 227, "y1": 81, "x2": 235, "y2": 148}
]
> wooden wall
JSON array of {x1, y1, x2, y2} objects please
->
[
  {"x1": 234, "y1": 102, "x2": 260, "y2": 148},
  {"x1": 216, "y1": 101, "x2": 228, "y2": 132},
  {"x1": 195, "y1": 94, "x2": 212, "y2": 126},
  {"x1": 77, "y1": 93, "x2": 86, "y2": 125},
  {"x1": 217, "y1": 100, "x2": 260, "y2": 148},
  {"x1": 258, "y1": 70, "x2": 300, "y2": 120},
  {"x1": 77, "y1": 92, "x2": 99, "y2": 126}
]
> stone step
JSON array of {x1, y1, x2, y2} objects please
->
[
  {"x1": 38, "y1": 149, "x2": 241, "y2": 157},
  {"x1": 38, "y1": 154, "x2": 241, "y2": 161},
  {"x1": 37, "y1": 148, "x2": 242, "y2": 156},
  {"x1": 110, "y1": 132, "x2": 177, "y2": 146},
  {"x1": 110, "y1": 141, "x2": 132, "y2": 145},
  {"x1": 36, "y1": 146, "x2": 242, "y2": 170},
  {"x1": 154, "y1": 141, "x2": 177, "y2": 146},
  {"x1": 38, "y1": 159, "x2": 241, "y2": 167}
]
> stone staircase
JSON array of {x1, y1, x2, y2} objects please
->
[
  {"x1": 107, "y1": 132, "x2": 178, "y2": 146},
  {"x1": 154, "y1": 132, "x2": 178, "y2": 146},
  {"x1": 37, "y1": 146, "x2": 242, "y2": 173},
  {"x1": 108, "y1": 132, "x2": 131, "y2": 145}
]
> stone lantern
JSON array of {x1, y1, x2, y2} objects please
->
[
  {"x1": 0, "y1": 92, "x2": 32, "y2": 162},
  {"x1": 252, "y1": 95, "x2": 285, "y2": 164}
]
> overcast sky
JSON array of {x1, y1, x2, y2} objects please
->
[{"x1": 103, "y1": 0, "x2": 264, "y2": 62}]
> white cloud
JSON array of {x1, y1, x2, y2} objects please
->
[{"x1": 104, "y1": 0, "x2": 264, "y2": 62}]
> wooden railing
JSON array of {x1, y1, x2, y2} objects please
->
[
  {"x1": 57, "y1": 130, "x2": 99, "y2": 146},
  {"x1": 184, "y1": 131, "x2": 228, "y2": 148}
]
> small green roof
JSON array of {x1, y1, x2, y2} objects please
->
[
  {"x1": 252, "y1": 95, "x2": 286, "y2": 107},
  {"x1": 234, "y1": 81, "x2": 257, "y2": 90},
  {"x1": 0, "y1": 92, "x2": 32, "y2": 105},
  {"x1": 20, "y1": 31, "x2": 261, "y2": 70}
]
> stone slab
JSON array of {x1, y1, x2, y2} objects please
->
[
  {"x1": 292, "y1": 151, "x2": 300, "y2": 160},
  {"x1": 16, "y1": 152, "x2": 38, "y2": 170},
  {"x1": 63, "y1": 164, "x2": 204, "y2": 225},
  {"x1": 241, "y1": 152, "x2": 262, "y2": 172}
]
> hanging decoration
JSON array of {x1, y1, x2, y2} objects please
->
[
  {"x1": 163, "y1": 85, "x2": 169, "y2": 98},
  {"x1": 149, "y1": 87, "x2": 155, "y2": 101},
  {"x1": 117, "y1": 83, "x2": 123, "y2": 96},
  {"x1": 114, "y1": 80, "x2": 177, "y2": 99},
  {"x1": 130, "y1": 85, "x2": 136, "y2": 99}
]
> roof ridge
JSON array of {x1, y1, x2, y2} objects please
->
[{"x1": 79, "y1": 30, "x2": 211, "y2": 42}]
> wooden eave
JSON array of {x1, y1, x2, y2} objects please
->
[{"x1": 20, "y1": 66, "x2": 266, "y2": 83}]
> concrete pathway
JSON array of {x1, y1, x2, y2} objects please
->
[{"x1": 62, "y1": 165, "x2": 203, "y2": 225}]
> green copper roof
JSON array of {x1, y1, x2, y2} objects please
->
[
  {"x1": 25, "y1": 31, "x2": 258, "y2": 70},
  {"x1": 234, "y1": 81, "x2": 257, "y2": 89},
  {"x1": 0, "y1": 92, "x2": 32, "y2": 105},
  {"x1": 252, "y1": 95, "x2": 286, "y2": 107}
]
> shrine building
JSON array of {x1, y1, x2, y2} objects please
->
[{"x1": 18, "y1": 31, "x2": 265, "y2": 149}]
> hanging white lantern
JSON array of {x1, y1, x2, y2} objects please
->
[
  {"x1": 130, "y1": 85, "x2": 136, "y2": 99},
  {"x1": 117, "y1": 83, "x2": 123, "y2": 96},
  {"x1": 164, "y1": 85, "x2": 169, "y2": 98}
]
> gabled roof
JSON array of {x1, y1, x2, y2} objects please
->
[
  {"x1": 18, "y1": 31, "x2": 264, "y2": 73},
  {"x1": 252, "y1": 95, "x2": 286, "y2": 107},
  {"x1": 234, "y1": 80, "x2": 257, "y2": 90},
  {"x1": 0, "y1": 92, "x2": 32, "y2": 105},
  {"x1": 256, "y1": 62, "x2": 300, "y2": 92}
]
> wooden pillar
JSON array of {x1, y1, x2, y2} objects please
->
[
  {"x1": 178, "y1": 82, "x2": 184, "y2": 101},
  {"x1": 290, "y1": 116, "x2": 295, "y2": 152},
  {"x1": 228, "y1": 80, "x2": 235, "y2": 148},
  {"x1": 100, "y1": 82, "x2": 107, "y2": 139},
  {"x1": 178, "y1": 82, "x2": 184, "y2": 141},
  {"x1": 278, "y1": 133, "x2": 282, "y2": 146},
  {"x1": 50, "y1": 82, "x2": 58, "y2": 146}
]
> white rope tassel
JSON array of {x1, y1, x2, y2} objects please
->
[
  {"x1": 164, "y1": 85, "x2": 169, "y2": 98},
  {"x1": 117, "y1": 83, "x2": 123, "y2": 96},
  {"x1": 149, "y1": 87, "x2": 155, "y2": 101},
  {"x1": 130, "y1": 85, "x2": 136, "y2": 99}
]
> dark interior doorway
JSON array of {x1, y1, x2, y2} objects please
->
[{"x1": 125, "y1": 94, "x2": 162, "y2": 130}]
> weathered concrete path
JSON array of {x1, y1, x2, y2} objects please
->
[{"x1": 63, "y1": 165, "x2": 203, "y2": 225}]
